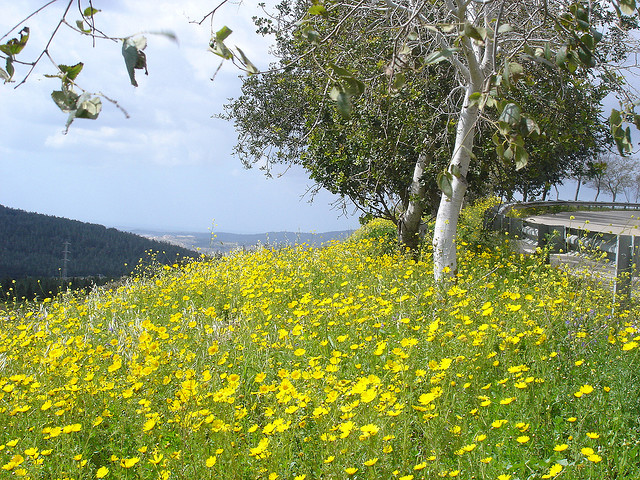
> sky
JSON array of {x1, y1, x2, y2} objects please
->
[{"x1": 0, "y1": 0, "x2": 361, "y2": 234}]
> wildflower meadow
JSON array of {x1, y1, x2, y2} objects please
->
[{"x1": 1, "y1": 205, "x2": 639, "y2": 479}]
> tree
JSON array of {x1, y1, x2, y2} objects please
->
[
  {"x1": 589, "y1": 153, "x2": 640, "y2": 201},
  {"x1": 224, "y1": 0, "x2": 613, "y2": 252},
  {"x1": 584, "y1": 160, "x2": 608, "y2": 201}
]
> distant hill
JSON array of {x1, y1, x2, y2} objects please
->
[
  {"x1": 0, "y1": 205, "x2": 197, "y2": 280},
  {"x1": 131, "y1": 229, "x2": 355, "y2": 255}
]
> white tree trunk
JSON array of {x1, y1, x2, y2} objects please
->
[
  {"x1": 399, "y1": 153, "x2": 428, "y2": 252},
  {"x1": 431, "y1": 0, "x2": 492, "y2": 280},
  {"x1": 432, "y1": 88, "x2": 480, "y2": 280}
]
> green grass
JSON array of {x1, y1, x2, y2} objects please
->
[{"x1": 0, "y1": 206, "x2": 638, "y2": 480}]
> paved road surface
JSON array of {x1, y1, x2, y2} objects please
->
[{"x1": 525, "y1": 210, "x2": 640, "y2": 236}]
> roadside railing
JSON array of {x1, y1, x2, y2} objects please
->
[{"x1": 488, "y1": 201, "x2": 640, "y2": 300}]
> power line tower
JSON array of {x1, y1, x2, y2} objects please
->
[{"x1": 61, "y1": 241, "x2": 71, "y2": 280}]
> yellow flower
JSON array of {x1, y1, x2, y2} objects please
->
[
  {"x1": 120, "y1": 457, "x2": 139, "y2": 468},
  {"x1": 96, "y1": 466, "x2": 109, "y2": 478},
  {"x1": 399, "y1": 475, "x2": 414, "y2": 480},
  {"x1": 586, "y1": 432, "x2": 600, "y2": 439},
  {"x1": 542, "y1": 463, "x2": 563, "y2": 478},
  {"x1": 553, "y1": 444, "x2": 568, "y2": 452},
  {"x1": 498, "y1": 475, "x2": 511, "y2": 480},
  {"x1": 364, "y1": 458, "x2": 379, "y2": 466},
  {"x1": 581, "y1": 447, "x2": 595, "y2": 456},
  {"x1": 587, "y1": 454, "x2": 602, "y2": 463},
  {"x1": 516, "y1": 436, "x2": 530, "y2": 444},
  {"x1": 143, "y1": 418, "x2": 156, "y2": 432},
  {"x1": 206, "y1": 456, "x2": 217, "y2": 467},
  {"x1": 345, "y1": 467, "x2": 358, "y2": 475},
  {"x1": 63, "y1": 423, "x2": 82, "y2": 433},
  {"x1": 360, "y1": 388, "x2": 377, "y2": 403}
]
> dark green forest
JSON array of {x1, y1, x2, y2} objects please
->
[{"x1": 0, "y1": 204, "x2": 197, "y2": 282}]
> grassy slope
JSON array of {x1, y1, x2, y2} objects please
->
[{"x1": 0, "y1": 216, "x2": 639, "y2": 480}]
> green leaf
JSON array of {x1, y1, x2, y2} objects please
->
[
  {"x1": 555, "y1": 46, "x2": 568, "y2": 66},
  {"x1": 450, "y1": 164, "x2": 462, "y2": 178},
  {"x1": 503, "y1": 145, "x2": 514, "y2": 161},
  {"x1": 83, "y1": 7, "x2": 100, "y2": 17},
  {"x1": 329, "y1": 63, "x2": 352, "y2": 78},
  {"x1": 514, "y1": 145, "x2": 529, "y2": 170},
  {"x1": 308, "y1": 4, "x2": 328, "y2": 16},
  {"x1": 5, "y1": 58, "x2": 14, "y2": 80},
  {"x1": 610, "y1": 108, "x2": 623, "y2": 128},
  {"x1": 437, "y1": 170, "x2": 453, "y2": 198},
  {"x1": 424, "y1": 48, "x2": 459, "y2": 65},
  {"x1": 499, "y1": 103, "x2": 521, "y2": 126},
  {"x1": 468, "y1": 92, "x2": 482, "y2": 107},
  {"x1": 508, "y1": 62, "x2": 524, "y2": 82},
  {"x1": 343, "y1": 76, "x2": 365, "y2": 97},
  {"x1": 578, "y1": 46, "x2": 595, "y2": 67},
  {"x1": 580, "y1": 33, "x2": 595, "y2": 51},
  {"x1": 463, "y1": 23, "x2": 487, "y2": 43},
  {"x1": 0, "y1": 67, "x2": 9, "y2": 82},
  {"x1": 210, "y1": 40, "x2": 232, "y2": 59},
  {"x1": 619, "y1": 0, "x2": 636, "y2": 16},
  {"x1": 0, "y1": 27, "x2": 29, "y2": 57},
  {"x1": 76, "y1": 20, "x2": 91, "y2": 33},
  {"x1": 498, "y1": 121, "x2": 511, "y2": 136},
  {"x1": 398, "y1": 44, "x2": 412, "y2": 55},
  {"x1": 437, "y1": 23, "x2": 457, "y2": 33},
  {"x1": 591, "y1": 28, "x2": 603, "y2": 44},
  {"x1": 235, "y1": 46, "x2": 259, "y2": 74},
  {"x1": 122, "y1": 36, "x2": 148, "y2": 86},
  {"x1": 59, "y1": 63, "x2": 84, "y2": 82},
  {"x1": 329, "y1": 86, "x2": 342, "y2": 101},
  {"x1": 75, "y1": 95, "x2": 102, "y2": 120},
  {"x1": 544, "y1": 42, "x2": 553, "y2": 61},
  {"x1": 633, "y1": 113, "x2": 640, "y2": 130},
  {"x1": 51, "y1": 90, "x2": 79, "y2": 112},
  {"x1": 391, "y1": 72, "x2": 406, "y2": 91},
  {"x1": 497, "y1": 24, "x2": 514, "y2": 34},
  {"x1": 302, "y1": 26, "x2": 320, "y2": 44},
  {"x1": 522, "y1": 117, "x2": 541, "y2": 137},
  {"x1": 216, "y1": 26, "x2": 233, "y2": 42},
  {"x1": 335, "y1": 91, "x2": 352, "y2": 119}
]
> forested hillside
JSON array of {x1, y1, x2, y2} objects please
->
[{"x1": 0, "y1": 205, "x2": 197, "y2": 280}]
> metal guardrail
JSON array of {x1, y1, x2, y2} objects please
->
[
  {"x1": 488, "y1": 201, "x2": 640, "y2": 301},
  {"x1": 498, "y1": 200, "x2": 640, "y2": 215}
]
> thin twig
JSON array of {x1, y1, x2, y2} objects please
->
[
  {"x1": 15, "y1": 0, "x2": 74, "y2": 89},
  {"x1": 1, "y1": 0, "x2": 58, "y2": 42}
]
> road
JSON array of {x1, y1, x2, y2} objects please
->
[{"x1": 525, "y1": 210, "x2": 640, "y2": 236}]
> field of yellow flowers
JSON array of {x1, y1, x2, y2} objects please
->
[{"x1": 1, "y1": 217, "x2": 639, "y2": 480}]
